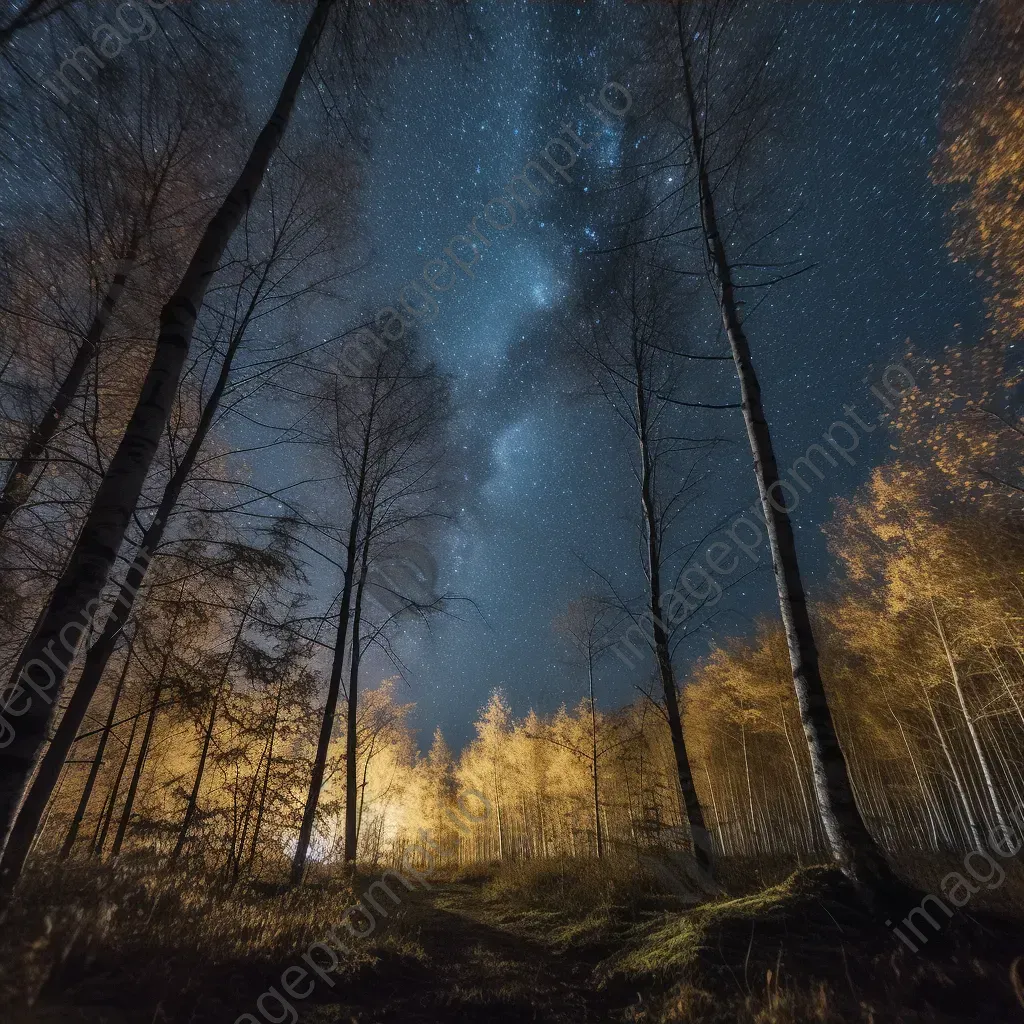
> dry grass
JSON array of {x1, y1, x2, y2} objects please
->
[
  {"x1": 598, "y1": 865, "x2": 1023, "y2": 1023},
  {"x1": 0, "y1": 854, "x2": 378, "y2": 1021},
  {"x1": 2, "y1": 852, "x2": 1022, "y2": 1022}
]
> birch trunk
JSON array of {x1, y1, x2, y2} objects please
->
[
  {"x1": 923, "y1": 684, "x2": 985, "y2": 849},
  {"x1": 290, "y1": 446, "x2": 367, "y2": 883},
  {"x1": 779, "y1": 696, "x2": 819, "y2": 849},
  {"x1": 345, "y1": 520, "x2": 373, "y2": 863},
  {"x1": 931, "y1": 600, "x2": 1009, "y2": 838},
  {"x1": 636, "y1": 376, "x2": 712, "y2": 872},
  {"x1": 0, "y1": 0, "x2": 336, "y2": 859},
  {"x1": 676, "y1": 17, "x2": 895, "y2": 896}
]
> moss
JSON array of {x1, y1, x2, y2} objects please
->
[{"x1": 601, "y1": 868, "x2": 822, "y2": 984}]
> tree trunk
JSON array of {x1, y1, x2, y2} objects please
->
[
  {"x1": 931, "y1": 600, "x2": 1010, "y2": 838},
  {"x1": 356, "y1": 732, "x2": 376, "y2": 855},
  {"x1": 228, "y1": 747, "x2": 264, "y2": 883},
  {"x1": 588, "y1": 656, "x2": 603, "y2": 860},
  {"x1": 924, "y1": 680, "x2": 986, "y2": 850},
  {"x1": 245, "y1": 682, "x2": 283, "y2": 878},
  {"x1": 740, "y1": 719, "x2": 759, "y2": 855},
  {"x1": 0, "y1": 252, "x2": 137, "y2": 536},
  {"x1": 701, "y1": 761, "x2": 725, "y2": 856},
  {"x1": 493, "y1": 762, "x2": 504, "y2": 861},
  {"x1": 779, "y1": 696, "x2": 819, "y2": 850},
  {"x1": 171, "y1": 593, "x2": 254, "y2": 864},
  {"x1": 110, "y1": 675, "x2": 164, "y2": 857},
  {"x1": 59, "y1": 637, "x2": 135, "y2": 859},
  {"x1": 93, "y1": 701, "x2": 140, "y2": 857},
  {"x1": 0, "y1": 0, "x2": 336, "y2": 860},
  {"x1": 636, "y1": 375, "x2": 712, "y2": 872},
  {"x1": 0, "y1": 307, "x2": 253, "y2": 893},
  {"x1": 170, "y1": 692, "x2": 219, "y2": 866},
  {"x1": 887, "y1": 697, "x2": 948, "y2": 850},
  {"x1": 27, "y1": 758, "x2": 68, "y2": 861},
  {"x1": 676, "y1": 16, "x2": 896, "y2": 896},
  {"x1": 345, "y1": 524, "x2": 373, "y2": 863},
  {"x1": 291, "y1": 452, "x2": 368, "y2": 883}
]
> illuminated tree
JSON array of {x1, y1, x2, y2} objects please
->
[{"x1": 934, "y1": 0, "x2": 1024, "y2": 343}]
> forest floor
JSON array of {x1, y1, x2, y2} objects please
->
[
  {"x1": 301, "y1": 880, "x2": 617, "y2": 1022},
  {"x1": 7, "y1": 855, "x2": 1024, "y2": 1023}
]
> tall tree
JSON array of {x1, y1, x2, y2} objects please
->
[
  {"x1": 0, "y1": 154, "x2": 338, "y2": 892},
  {"x1": 554, "y1": 597, "x2": 617, "y2": 859},
  {"x1": 0, "y1": 0, "x2": 338, "y2": 868},
  {"x1": 291, "y1": 332, "x2": 448, "y2": 879},
  {"x1": 573, "y1": 250, "x2": 720, "y2": 874},
  {"x1": 665, "y1": 0, "x2": 899, "y2": 895}
]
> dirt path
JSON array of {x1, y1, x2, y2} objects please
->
[
  {"x1": 18, "y1": 882, "x2": 632, "y2": 1023},
  {"x1": 305, "y1": 883, "x2": 621, "y2": 1023}
]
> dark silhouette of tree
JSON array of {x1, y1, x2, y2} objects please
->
[
  {"x1": 0, "y1": 0, "x2": 338, "y2": 868},
  {"x1": 291, "y1": 333, "x2": 448, "y2": 880}
]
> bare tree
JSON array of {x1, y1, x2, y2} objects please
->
[
  {"x1": 0, "y1": 0, "x2": 337, "y2": 869},
  {"x1": 0, "y1": 60, "x2": 233, "y2": 540},
  {"x1": 573, "y1": 249, "x2": 725, "y2": 874},
  {"x1": 0, "y1": 150, "x2": 343, "y2": 892},
  {"x1": 553, "y1": 596, "x2": 618, "y2": 859},
  {"x1": 660, "y1": 0, "x2": 900, "y2": 897},
  {"x1": 290, "y1": 332, "x2": 448, "y2": 880}
]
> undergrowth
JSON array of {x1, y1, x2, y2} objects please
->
[
  {"x1": 3, "y1": 852, "x2": 1023, "y2": 1023},
  {"x1": 461, "y1": 857, "x2": 1024, "y2": 1023},
  {"x1": 0, "y1": 855, "x2": 390, "y2": 1021}
]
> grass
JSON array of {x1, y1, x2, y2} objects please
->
[
  {"x1": 3, "y1": 852, "x2": 1023, "y2": 1022},
  {"x1": 593, "y1": 865, "x2": 1023, "y2": 1022},
  {"x1": 461, "y1": 853, "x2": 697, "y2": 954},
  {"x1": 449, "y1": 856, "x2": 1024, "y2": 1022},
  {"x1": 0, "y1": 854, "x2": 411, "y2": 1022}
]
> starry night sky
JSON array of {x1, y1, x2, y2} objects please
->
[
  {"x1": 7, "y1": 0, "x2": 986, "y2": 751},
  {"x1": 317, "y1": 0, "x2": 983, "y2": 750}
]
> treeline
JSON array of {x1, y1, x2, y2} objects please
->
[
  {"x1": 42, "y1": 390, "x2": 1018, "y2": 876},
  {"x1": 0, "y1": 0, "x2": 1020, "y2": 903},
  {"x1": 402, "y1": 430, "x2": 1024, "y2": 870}
]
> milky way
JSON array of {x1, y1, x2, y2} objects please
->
[
  {"x1": 327, "y1": 1, "x2": 981, "y2": 748},
  {"x1": 3, "y1": 1, "x2": 984, "y2": 750}
]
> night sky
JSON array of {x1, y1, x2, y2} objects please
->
[
  {"x1": 331, "y1": 0, "x2": 983, "y2": 749},
  {"x1": 7, "y1": 1, "x2": 986, "y2": 750}
]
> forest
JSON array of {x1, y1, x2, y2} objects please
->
[{"x1": 0, "y1": 1, "x2": 1022, "y2": 1022}]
